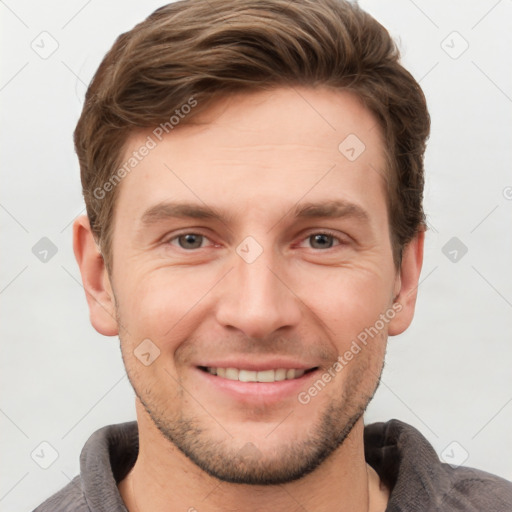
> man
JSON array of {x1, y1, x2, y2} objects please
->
[{"x1": 34, "y1": 0, "x2": 512, "y2": 510}]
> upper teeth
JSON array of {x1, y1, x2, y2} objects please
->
[{"x1": 206, "y1": 367, "x2": 306, "y2": 382}]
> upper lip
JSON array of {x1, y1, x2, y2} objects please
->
[{"x1": 196, "y1": 358, "x2": 319, "y2": 371}]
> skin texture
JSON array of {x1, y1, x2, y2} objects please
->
[{"x1": 73, "y1": 86, "x2": 424, "y2": 512}]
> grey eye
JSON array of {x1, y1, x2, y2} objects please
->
[
  {"x1": 309, "y1": 233, "x2": 335, "y2": 249},
  {"x1": 177, "y1": 233, "x2": 204, "y2": 249}
]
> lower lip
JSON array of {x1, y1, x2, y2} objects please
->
[{"x1": 193, "y1": 367, "x2": 320, "y2": 403}]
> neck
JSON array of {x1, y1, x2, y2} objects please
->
[{"x1": 118, "y1": 401, "x2": 389, "y2": 512}]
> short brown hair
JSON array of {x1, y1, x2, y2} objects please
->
[{"x1": 74, "y1": 0, "x2": 430, "y2": 274}]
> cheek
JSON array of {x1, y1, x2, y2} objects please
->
[
  {"x1": 115, "y1": 251, "x2": 395, "y2": 351},
  {"x1": 304, "y1": 266, "x2": 393, "y2": 341},
  {"x1": 116, "y1": 266, "x2": 214, "y2": 343}
]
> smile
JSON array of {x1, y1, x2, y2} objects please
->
[{"x1": 198, "y1": 366, "x2": 318, "y2": 383}]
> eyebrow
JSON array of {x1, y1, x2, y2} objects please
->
[
  {"x1": 293, "y1": 200, "x2": 370, "y2": 222},
  {"x1": 139, "y1": 199, "x2": 370, "y2": 227}
]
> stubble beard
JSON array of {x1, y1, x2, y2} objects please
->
[{"x1": 120, "y1": 334, "x2": 385, "y2": 485}]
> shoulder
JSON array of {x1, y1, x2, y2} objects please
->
[
  {"x1": 32, "y1": 475, "x2": 89, "y2": 512},
  {"x1": 440, "y1": 464, "x2": 512, "y2": 511},
  {"x1": 364, "y1": 418, "x2": 512, "y2": 511},
  {"x1": 32, "y1": 421, "x2": 138, "y2": 512}
]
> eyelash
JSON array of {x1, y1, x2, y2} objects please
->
[{"x1": 165, "y1": 230, "x2": 348, "y2": 251}]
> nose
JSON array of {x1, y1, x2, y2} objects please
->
[{"x1": 214, "y1": 247, "x2": 302, "y2": 340}]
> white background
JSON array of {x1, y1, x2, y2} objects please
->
[{"x1": 1, "y1": 1, "x2": 511, "y2": 510}]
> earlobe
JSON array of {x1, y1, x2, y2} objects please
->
[
  {"x1": 72, "y1": 214, "x2": 119, "y2": 336},
  {"x1": 388, "y1": 229, "x2": 425, "y2": 336}
]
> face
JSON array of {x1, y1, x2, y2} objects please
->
[{"x1": 84, "y1": 87, "x2": 416, "y2": 484}]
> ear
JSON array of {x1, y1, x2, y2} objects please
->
[
  {"x1": 388, "y1": 229, "x2": 425, "y2": 336},
  {"x1": 72, "y1": 214, "x2": 119, "y2": 336}
]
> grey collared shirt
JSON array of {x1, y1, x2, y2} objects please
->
[{"x1": 33, "y1": 419, "x2": 512, "y2": 512}]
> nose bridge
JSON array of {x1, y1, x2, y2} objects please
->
[{"x1": 215, "y1": 238, "x2": 301, "y2": 339}]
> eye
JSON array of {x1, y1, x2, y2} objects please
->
[
  {"x1": 299, "y1": 231, "x2": 346, "y2": 250},
  {"x1": 168, "y1": 233, "x2": 211, "y2": 250},
  {"x1": 165, "y1": 230, "x2": 347, "y2": 252}
]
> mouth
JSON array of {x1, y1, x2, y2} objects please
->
[{"x1": 197, "y1": 366, "x2": 319, "y2": 383}]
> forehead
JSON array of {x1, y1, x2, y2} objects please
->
[
  {"x1": 158, "y1": 86, "x2": 385, "y2": 160},
  {"x1": 113, "y1": 86, "x2": 388, "y2": 228}
]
